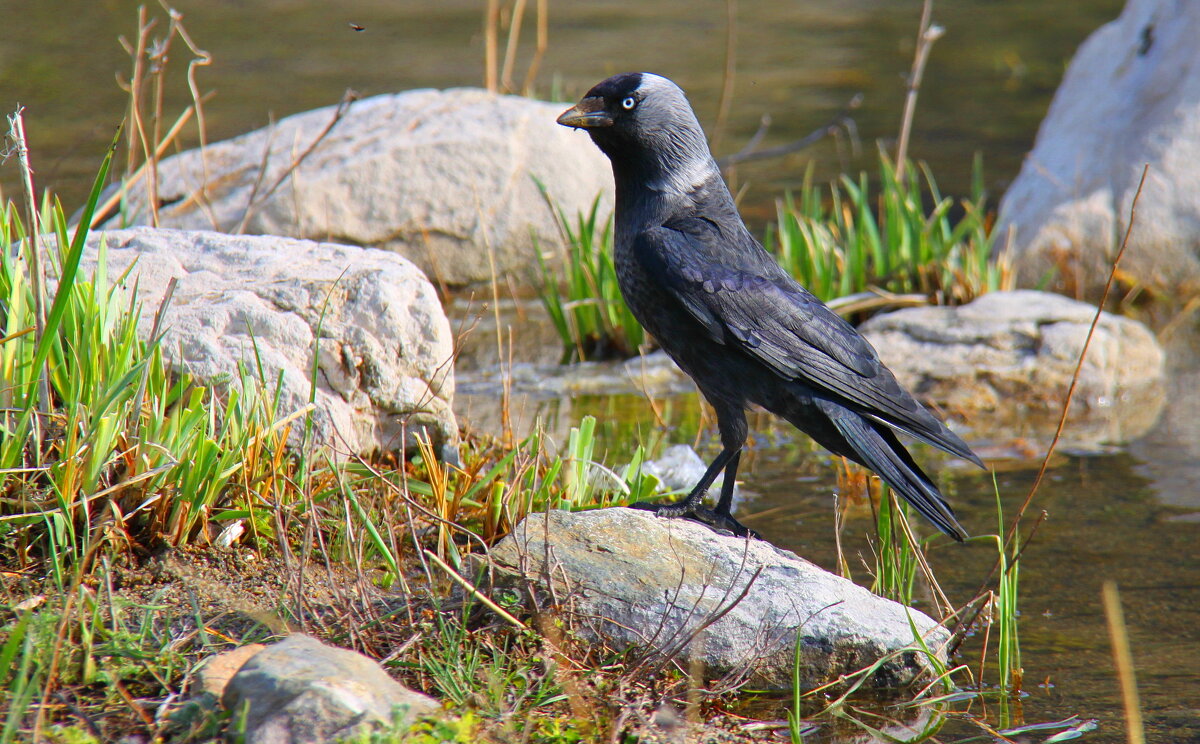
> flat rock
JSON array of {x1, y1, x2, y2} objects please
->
[
  {"x1": 99, "y1": 88, "x2": 613, "y2": 286},
  {"x1": 82, "y1": 227, "x2": 456, "y2": 457},
  {"x1": 486, "y1": 509, "x2": 949, "y2": 691},
  {"x1": 860, "y1": 290, "x2": 1165, "y2": 447},
  {"x1": 222, "y1": 634, "x2": 437, "y2": 744},
  {"x1": 996, "y1": 0, "x2": 1200, "y2": 298}
]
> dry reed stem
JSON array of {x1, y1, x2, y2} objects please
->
[
  {"x1": 521, "y1": 0, "x2": 549, "y2": 96},
  {"x1": 484, "y1": 0, "x2": 500, "y2": 93},
  {"x1": 7, "y1": 109, "x2": 50, "y2": 420},
  {"x1": 710, "y1": 0, "x2": 738, "y2": 152},
  {"x1": 90, "y1": 101, "x2": 206, "y2": 229},
  {"x1": 500, "y1": 0, "x2": 528, "y2": 93},
  {"x1": 895, "y1": 0, "x2": 943, "y2": 181},
  {"x1": 1102, "y1": 581, "x2": 1145, "y2": 744},
  {"x1": 1005, "y1": 164, "x2": 1149, "y2": 549},
  {"x1": 423, "y1": 549, "x2": 528, "y2": 631}
]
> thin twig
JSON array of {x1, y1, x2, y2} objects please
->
[
  {"x1": 966, "y1": 164, "x2": 1151, "y2": 607},
  {"x1": 1004, "y1": 164, "x2": 1150, "y2": 549},
  {"x1": 234, "y1": 90, "x2": 358, "y2": 233},
  {"x1": 710, "y1": 0, "x2": 738, "y2": 152},
  {"x1": 717, "y1": 94, "x2": 862, "y2": 169},
  {"x1": 895, "y1": 0, "x2": 943, "y2": 181}
]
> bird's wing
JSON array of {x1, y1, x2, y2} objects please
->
[{"x1": 637, "y1": 224, "x2": 980, "y2": 464}]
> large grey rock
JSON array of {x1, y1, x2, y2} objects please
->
[
  {"x1": 100, "y1": 89, "x2": 613, "y2": 286},
  {"x1": 997, "y1": 0, "x2": 1200, "y2": 298},
  {"x1": 860, "y1": 290, "x2": 1165, "y2": 447},
  {"x1": 83, "y1": 227, "x2": 456, "y2": 457},
  {"x1": 222, "y1": 634, "x2": 437, "y2": 744},
  {"x1": 487, "y1": 509, "x2": 948, "y2": 691}
]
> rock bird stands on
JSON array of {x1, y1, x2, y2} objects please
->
[{"x1": 557, "y1": 72, "x2": 984, "y2": 541}]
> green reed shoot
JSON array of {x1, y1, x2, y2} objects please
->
[
  {"x1": 537, "y1": 191, "x2": 645, "y2": 363},
  {"x1": 995, "y1": 487, "x2": 1022, "y2": 697},
  {"x1": 869, "y1": 486, "x2": 922, "y2": 606},
  {"x1": 0, "y1": 139, "x2": 296, "y2": 562},
  {"x1": 765, "y1": 150, "x2": 1010, "y2": 306}
]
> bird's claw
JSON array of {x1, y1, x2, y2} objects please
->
[{"x1": 628, "y1": 501, "x2": 761, "y2": 540}]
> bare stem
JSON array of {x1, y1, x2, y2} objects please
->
[
  {"x1": 501, "y1": 0, "x2": 528, "y2": 93},
  {"x1": 7, "y1": 109, "x2": 50, "y2": 418},
  {"x1": 521, "y1": 0, "x2": 549, "y2": 96},
  {"x1": 711, "y1": 0, "x2": 738, "y2": 152},
  {"x1": 895, "y1": 0, "x2": 943, "y2": 181},
  {"x1": 1102, "y1": 582, "x2": 1146, "y2": 744},
  {"x1": 484, "y1": 0, "x2": 500, "y2": 93}
]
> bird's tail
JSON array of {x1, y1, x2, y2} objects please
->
[{"x1": 819, "y1": 400, "x2": 968, "y2": 541}]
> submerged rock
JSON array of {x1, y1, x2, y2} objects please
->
[
  {"x1": 997, "y1": 0, "x2": 1200, "y2": 298},
  {"x1": 221, "y1": 634, "x2": 437, "y2": 744},
  {"x1": 486, "y1": 508, "x2": 949, "y2": 691},
  {"x1": 82, "y1": 227, "x2": 457, "y2": 458},
  {"x1": 98, "y1": 88, "x2": 613, "y2": 286},
  {"x1": 859, "y1": 290, "x2": 1165, "y2": 448},
  {"x1": 638, "y1": 444, "x2": 744, "y2": 508}
]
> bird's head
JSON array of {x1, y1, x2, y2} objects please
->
[{"x1": 557, "y1": 72, "x2": 716, "y2": 195}]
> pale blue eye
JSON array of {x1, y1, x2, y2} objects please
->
[{"x1": 622, "y1": 96, "x2": 637, "y2": 110}]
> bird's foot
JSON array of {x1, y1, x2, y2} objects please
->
[{"x1": 628, "y1": 501, "x2": 762, "y2": 540}]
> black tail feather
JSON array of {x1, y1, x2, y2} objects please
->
[{"x1": 821, "y1": 401, "x2": 968, "y2": 541}]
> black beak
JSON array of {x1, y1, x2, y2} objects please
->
[{"x1": 556, "y1": 96, "x2": 613, "y2": 128}]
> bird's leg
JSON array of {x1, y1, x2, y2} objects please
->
[
  {"x1": 631, "y1": 445, "x2": 737, "y2": 515},
  {"x1": 629, "y1": 447, "x2": 760, "y2": 539},
  {"x1": 713, "y1": 450, "x2": 740, "y2": 516},
  {"x1": 691, "y1": 449, "x2": 760, "y2": 538}
]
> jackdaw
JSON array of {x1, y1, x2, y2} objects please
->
[{"x1": 557, "y1": 72, "x2": 983, "y2": 540}]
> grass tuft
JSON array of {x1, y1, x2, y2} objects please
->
[
  {"x1": 537, "y1": 191, "x2": 646, "y2": 363},
  {"x1": 765, "y1": 150, "x2": 1012, "y2": 307}
]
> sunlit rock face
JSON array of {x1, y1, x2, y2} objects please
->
[
  {"x1": 997, "y1": 0, "x2": 1200, "y2": 299},
  {"x1": 82, "y1": 227, "x2": 457, "y2": 458},
  {"x1": 98, "y1": 89, "x2": 614, "y2": 287},
  {"x1": 485, "y1": 508, "x2": 950, "y2": 691},
  {"x1": 859, "y1": 290, "x2": 1165, "y2": 450}
]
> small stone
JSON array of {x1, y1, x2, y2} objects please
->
[
  {"x1": 222, "y1": 634, "x2": 437, "y2": 744},
  {"x1": 199, "y1": 644, "x2": 266, "y2": 698},
  {"x1": 637, "y1": 444, "x2": 745, "y2": 509}
]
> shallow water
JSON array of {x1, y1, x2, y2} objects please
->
[
  {"x1": 8, "y1": 1, "x2": 1200, "y2": 740},
  {"x1": 457, "y1": 382, "x2": 1200, "y2": 742}
]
